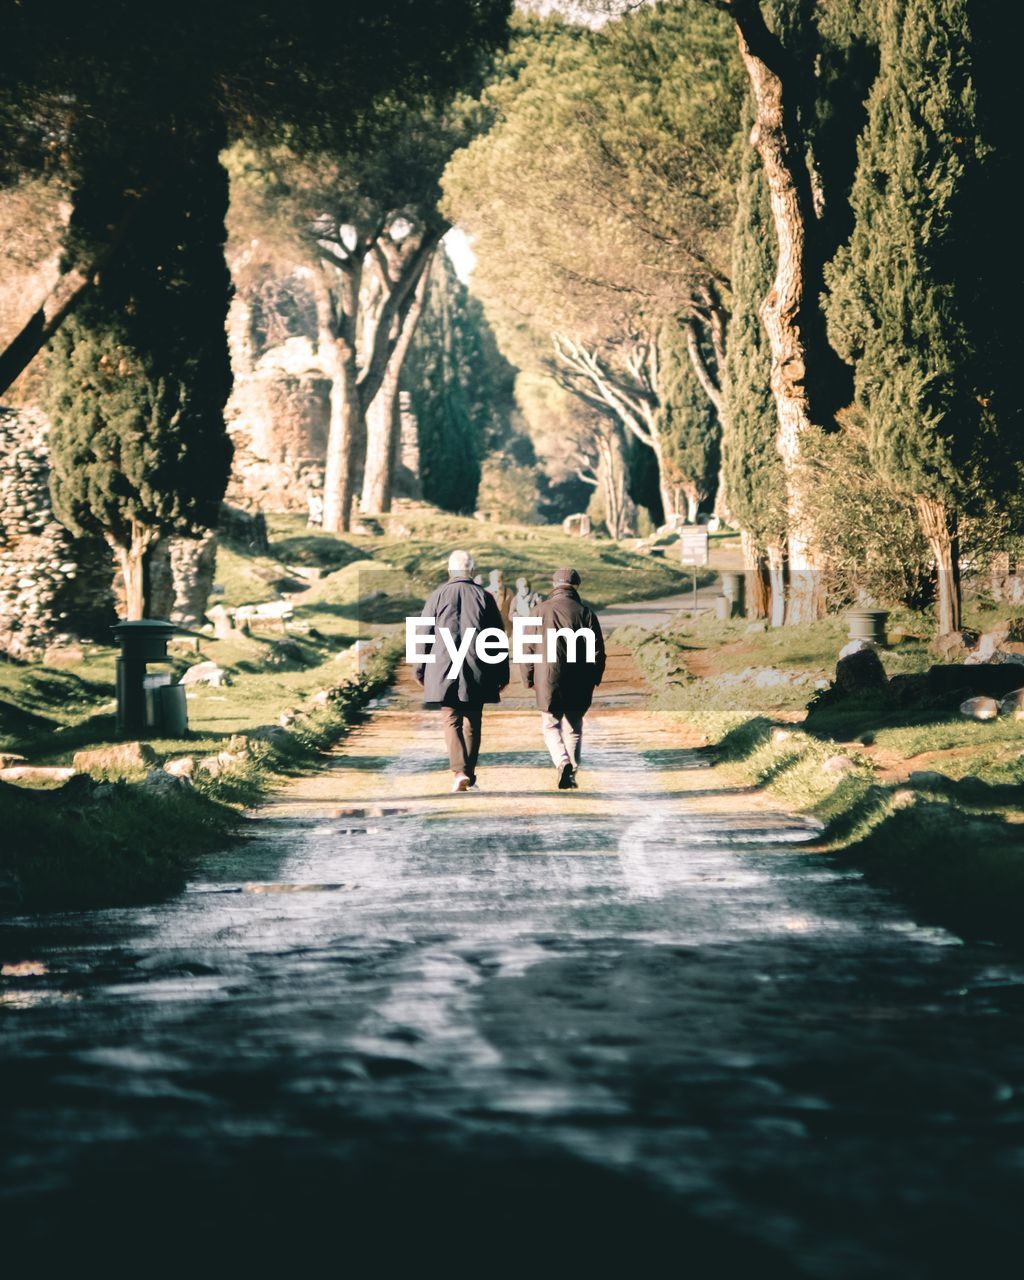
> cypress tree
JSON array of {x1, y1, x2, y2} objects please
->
[
  {"x1": 723, "y1": 125, "x2": 788, "y2": 623},
  {"x1": 403, "y1": 255, "x2": 489, "y2": 514},
  {"x1": 46, "y1": 132, "x2": 233, "y2": 619},
  {"x1": 824, "y1": 0, "x2": 986, "y2": 635},
  {"x1": 625, "y1": 434, "x2": 662, "y2": 530},
  {"x1": 657, "y1": 322, "x2": 721, "y2": 525}
]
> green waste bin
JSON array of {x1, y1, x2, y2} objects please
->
[
  {"x1": 159, "y1": 684, "x2": 189, "y2": 737},
  {"x1": 111, "y1": 618, "x2": 207, "y2": 737}
]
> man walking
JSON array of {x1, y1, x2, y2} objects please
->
[
  {"x1": 415, "y1": 550, "x2": 509, "y2": 792},
  {"x1": 487, "y1": 568, "x2": 515, "y2": 640},
  {"x1": 526, "y1": 567, "x2": 606, "y2": 790}
]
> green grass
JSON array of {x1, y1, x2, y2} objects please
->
[
  {"x1": 616, "y1": 605, "x2": 1024, "y2": 947},
  {"x1": 0, "y1": 644, "x2": 398, "y2": 910},
  {"x1": 266, "y1": 508, "x2": 698, "y2": 608},
  {"x1": 0, "y1": 777, "x2": 235, "y2": 909},
  {"x1": 867, "y1": 715, "x2": 1024, "y2": 763},
  {"x1": 700, "y1": 715, "x2": 1024, "y2": 944}
]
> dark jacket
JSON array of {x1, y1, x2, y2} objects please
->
[
  {"x1": 525, "y1": 585, "x2": 606, "y2": 715},
  {"x1": 415, "y1": 574, "x2": 510, "y2": 708}
]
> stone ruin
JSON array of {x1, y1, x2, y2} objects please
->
[
  {"x1": 224, "y1": 274, "x2": 424, "y2": 515},
  {"x1": 225, "y1": 271, "x2": 331, "y2": 512},
  {"x1": 225, "y1": 335, "x2": 331, "y2": 513},
  {"x1": 147, "y1": 531, "x2": 219, "y2": 630},
  {"x1": 0, "y1": 406, "x2": 260, "y2": 655},
  {"x1": 0, "y1": 406, "x2": 115, "y2": 656}
]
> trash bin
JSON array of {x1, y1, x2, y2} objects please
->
[
  {"x1": 721, "y1": 571, "x2": 745, "y2": 619},
  {"x1": 143, "y1": 673, "x2": 172, "y2": 729},
  {"x1": 158, "y1": 684, "x2": 189, "y2": 737},
  {"x1": 111, "y1": 618, "x2": 207, "y2": 737}
]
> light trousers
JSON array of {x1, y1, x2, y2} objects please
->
[{"x1": 541, "y1": 710, "x2": 584, "y2": 769}]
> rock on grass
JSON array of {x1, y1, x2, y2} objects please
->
[
  {"x1": 959, "y1": 696, "x2": 1000, "y2": 722},
  {"x1": 73, "y1": 741, "x2": 157, "y2": 772}
]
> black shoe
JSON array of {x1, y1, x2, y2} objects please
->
[
  {"x1": 557, "y1": 761, "x2": 574, "y2": 790},
  {"x1": 568, "y1": 769, "x2": 579, "y2": 789}
]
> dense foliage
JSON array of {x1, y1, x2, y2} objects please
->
[
  {"x1": 403, "y1": 253, "x2": 518, "y2": 515},
  {"x1": 45, "y1": 137, "x2": 233, "y2": 618},
  {"x1": 721, "y1": 120, "x2": 787, "y2": 583},
  {"x1": 656, "y1": 323, "x2": 720, "y2": 523},
  {"x1": 3, "y1": 0, "x2": 1023, "y2": 638},
  {"x1": 823, "y1": 0, "x2": 1021, "y2": 628}
]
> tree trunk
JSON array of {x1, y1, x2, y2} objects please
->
[
  {"x1": 600, "y1": 438, "x2": 621, "y2": 540},
  {"x1": 784, "y1": 533, "x2": 820, "y2": 626},
  {"x1": 647, "y1": 434, "x2": 680, "y2": 529},
  {"x1": 0, "y1": 185, "x2": 159, "y2": 396},
  {"x1": 593, "y1": 428, "x2": 635, "y2": 541},
  {"x1": 322, "y1": 349, "x2": 360, "y2": 534},
  {"x1": 116, "y1": 523, "x2": 153, "y2": 621},
  {"x1": 741, "y1": 530, "x2": 770, "y2": 619},
  {"x1": 916, "y1": 495, "x2": 962, "y2": 635},
  {"x1": 729, "y1": 0, "x2": 829, "y2": 622},
  {"x1": 767, "y1": 543, "x2": 786, "y2": 629},
  {"x1": 360, "y1": 255, "x2": 432, "y2": 515},
  {"x1": 361, "y1": 362, "x2": 400, "y2": 515}
]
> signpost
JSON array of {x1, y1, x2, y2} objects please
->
[{"x1": 678, "y1": 527, "x2": 709, "y2": 607}]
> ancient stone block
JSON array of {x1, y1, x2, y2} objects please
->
[{"x1": 72, "y1": 742, "x2": 157, "y2": 772}]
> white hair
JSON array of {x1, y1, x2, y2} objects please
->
[{"x1": 448, "y1": 549, "x2": 475, "y2": 575}]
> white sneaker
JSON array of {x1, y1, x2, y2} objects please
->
[{"x1": 452, "y1": 773, "x2": 471, "y2": 793}]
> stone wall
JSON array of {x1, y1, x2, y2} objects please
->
[
  {"x1": 0, "y1": 406, "x2": 115, "y2": 655},
  {"x1": 226, "y1": 278, "x2": 331, "y2": 512},
  {"x1": 147, "y1": 531, "x2": 219, "y2": 629}
]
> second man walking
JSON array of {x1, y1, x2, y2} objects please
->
[{"x1": 526, "y1": 567, "x2": 606, "y2": 790}]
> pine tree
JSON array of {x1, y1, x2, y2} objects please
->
[
  {"x1": 723, "y1": 127, "x2": 788, "y2": 622},
  {"x1": 46, "y1": 134, "x2": 233, "y2": 620},
  {"x1": 825, "y1": 0, "x2": 986, "y2": 634}
]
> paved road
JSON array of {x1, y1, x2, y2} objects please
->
[
  {"x1": 602, "y1": 585, "x2": 718, "y2": 628},
  {"x1": 3, "y1": 651, "x2": 1024, "y2": 1272}
]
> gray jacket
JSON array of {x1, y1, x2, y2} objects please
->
[{"x1": 415, "y1": 574, "x2": 510, "y2": 708}]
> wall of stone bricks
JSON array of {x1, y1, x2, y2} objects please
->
[{"x1": 0, "y1": 406, "x2": 116, "y2": 655}]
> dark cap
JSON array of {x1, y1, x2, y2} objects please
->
[{"x1": 553, "y1": 567, "x2": 581, "y2": 587}]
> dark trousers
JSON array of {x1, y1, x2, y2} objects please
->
[{"x1": 440, "y1": 701, "x2": 483, "y2": 779}]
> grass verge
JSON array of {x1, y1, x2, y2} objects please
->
[
  {"x1": 0, "y1": 645, "x2": 398, "y2": 911},
  {"x1": 616, "y1": 613, "x2": 1024, "y2": 947}
]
